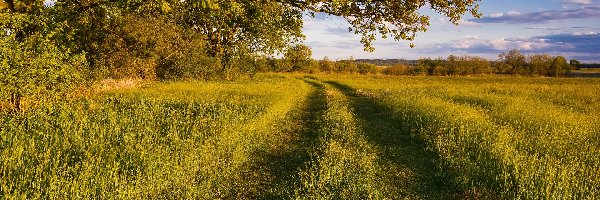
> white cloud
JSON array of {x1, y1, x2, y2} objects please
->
[
  {"x1": 473, "y1": 6, "x2": 600, "y2": 24},
  {"x1": 490, "y1": 39, "x2": 509, "y2": 50},
  {"x1": 490, "y1": 13, "x2": 504, "y2": 17},
  {"x1": 458, "y1": 19, "x2": 481, "y2": 27},
  {"x1": 506, "y1": 11, "x2": 522, "y2": 16},
  {"x1": 572, "y1": 31, "x2": 598, "y2": 35},
  {"x1": 448, "y1": 37, "x2": 552, "y2": 51},
  {"x1": 562, "y1": 0, "x2": 593, "y2": 5},
  {"x1": 451, "y1": 35, "x2": 485, "y2": 49}
]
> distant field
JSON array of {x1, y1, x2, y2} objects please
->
[
  {"x1": 568, "y1": 68, "x2": 600, "y2": 78},
  {"x1": 1, "y1": 74, "x2": 599, "y2": 199}
]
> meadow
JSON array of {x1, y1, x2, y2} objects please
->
[{"x1": 1, "y1": 74, "x2": 599, "y2": 199}]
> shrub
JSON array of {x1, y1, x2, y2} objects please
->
[
  {"x1": 318, "y1": 57, "x2": 336, "y2": 74},
  {"x1": 0, "y1": 37, "x2": 85, "y2": 111},
  {"x1": 410, "y1": 65, "x2": 429, "y2": 76},
  {"x1": 432, "y1": 66, "x2": 449, "y2": 76},
  {"x1": 357, "y1": 62, "x2": 379, "y2": 74},
  {"x1": 549, "y1": 56, "x2": 570, "y2": 78},
  {"x1": 156, "y1": 54, "x2": 220, "y2": 80},
  {"x1": 383, "y1": 65, "x2": 410, "y2": 76},
  {"x1": 335, "y1": 60, "x2": 359, "y2": 74}
]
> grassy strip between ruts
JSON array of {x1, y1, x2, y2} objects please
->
[{"x1": 294, "y1": 78, "x2": 389, "y2": 199}]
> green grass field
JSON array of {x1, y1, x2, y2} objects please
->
[{"x1": 1, "y1": 74, "x2": 599, "y2": 199}]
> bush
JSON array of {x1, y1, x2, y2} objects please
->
[
  {"x1": 156, "y1": 54, "x2": 220, "y2": 80},
  {"x1": 528, "y1": 54, "x2": 553, "y2": 76},
  {"x1": 0, "y1": 37, "x2": 85, "y2": 111},
  {"x1": 335, "y1": 60, "x2": 359, "y2": 74},
  {"x1": 383, "y1": 65, "x2": 410, "y2": 76},
  {"x1": 318, "y1": 58, "x2": 336, "y2": 74},
  {"x1": 432, "y1": 66, "x2": 449, "y2": 76},
  {"x1": 357, "y1": 62, "x2": 379, "y2": 74},
  {"x1": 549, "y1": 56, "x2": 570, "y2": 77},
  {"x1": 271, "y1": 59, "x2": 292, "y2": 72},
  {"x1": 410, "y1": 65, "x2": 429, "y2": 76},
  {"x1": 446, "y1": 55, "x2": 492, "y2": 76}
]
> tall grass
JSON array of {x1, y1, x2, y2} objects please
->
[
  {"x1": 0, "y1": 75, "x2": 311, "y2": 198},
  {"x1": 326, "y1": 75, "x2": 600, "y2": 199},
  {"x1": 3, "y1": 73, "x2": 598, "y2": 199}
]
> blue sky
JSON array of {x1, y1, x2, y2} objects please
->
[{"x1": 303, "y1": 0, "x2": 600, "y2": 62}]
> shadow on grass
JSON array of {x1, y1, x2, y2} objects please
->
[
  {"x1": 325, "y1": 81, "x2": 461, "y2": 199},
  {"x1": 236, "y1": 79, "x2": 326, "y2": 199}
]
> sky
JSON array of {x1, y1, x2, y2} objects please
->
[{"x1": 302, "y1": 0, "x2": 600, "y2": 63}]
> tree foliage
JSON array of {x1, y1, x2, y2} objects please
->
[
  {"x1": 497, "y1": 50, "x2": 571, "y2": 77},
  {"x1": 0, "y1": 36, "x2": 85, "y2": 111},
  {"x1": 284, "y1": 0, "x2": 482, "y2": 51},
  {"x1": 569, "y1": 59, "x2": 581, "y2": 70},
  {"x1": 550, "y1": 56, "x2": 570, "y2": 78},
  {"x1": 284, "y1": 44, "x2": 314, "y2": 73},
  {"x1": 498, "y1": 49, "x2": 527, "y2": 75},
  {"x1": 175, "y1": 0, "x2": 304, "y2": 78}
]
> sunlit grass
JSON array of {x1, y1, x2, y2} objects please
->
[
  {"x1": 0, "y1": 74, "x2": 312, "y2": 198},
  {"x1": 322, "y1": 74, "x2": 600, "y2": 199},
  {"x1": 2, "y1": 73, "x2": 598, "y2": 199}
]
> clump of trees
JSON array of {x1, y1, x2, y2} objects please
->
[
  {"x1": 383, "y1": 65, "x2": 411, "y2": 76},
  {"x1": 203, "y1": 45, "x2": 578, "y2": 78},
  {"x1": 1, "y1": 0, "x2": 482, "y2": 111},
  {"x1": 494, "y1": 49, "x2": 572, "y2": 77},
  {"x1": 266, "y1": 51, "x2": 381, "y2": 75},
  {"x1": 381, "y1": 55, "x2": 493, "y2": 76}
]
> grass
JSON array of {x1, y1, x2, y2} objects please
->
[
  {"x1": 0, "y1": 74, "x2": 312, "y2": 198},
  {"x1": 1, "y1": 73, "x2": 599, "y2": 199},
  {"x1": 319, "y1": 74, "x2": 600, "y2": 199}
]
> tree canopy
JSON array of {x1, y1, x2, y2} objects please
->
[
  {"x1": 284, "y1": 0, "x2": 482, "y2": 50},
  {"x1": 2, "y1": 0, "x2": 483, "y2": 66}
]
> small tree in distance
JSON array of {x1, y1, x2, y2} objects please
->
[
  {"x1": 318, "y1": 57, "x2": 336, "y2": 74},
  {"x1": 550, "y1": 56, "x2": 570, "y2": 78},
  {"x1": 570, "y1": 59, "x2": 581, "y2": 70},
  {"x1": 499, "y1": 49, "x2": 527, "y2": 75},
  {"x1": 284, "y1": 44, "x2": 315, "y2": 73}
]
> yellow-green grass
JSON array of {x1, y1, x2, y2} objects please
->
[
  {"x1": 0, "y1": 74, "x2": 312, "y2": 198},
  {"x1": 319, "y1": 74, "x2": 599, "y2": 199},
  {"x1": 2, "y1": 73, "x2": 599, "y2": 199}
]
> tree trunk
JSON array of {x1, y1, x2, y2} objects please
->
[
  {"x1": 10, "y1": 93, "x2": 21, "y2": 112},
  {"x1": 5, "y1": 0, "x2": 15, "y2": 12},
  {"x1": 222, "y1": 49, "x2": 232, "y2": 80}
]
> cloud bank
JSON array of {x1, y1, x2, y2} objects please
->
[
  {"x1": 421, "y1": 33, "x2": 600, "y2": 62},
  {"x1": 471, "y1": 6, "x2": 600, "y2": 24}
]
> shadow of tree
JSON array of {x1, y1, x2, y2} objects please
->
[{"x1": 325, "y1": 81, "x2": 461, "y2": 199}]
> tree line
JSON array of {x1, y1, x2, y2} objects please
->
[
  {"x1": 396, "y1": 50, "x2": 574, "y2": 77},
  {"x1": 262, "y1": 46, "x2": 577, "y2": 78}
]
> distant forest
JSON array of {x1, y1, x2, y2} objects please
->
[
  {"x1": 355, "y1": 59, "x2": 418, "y2": 66},
  {"x1": 579, "y1": 63, "x2": 600, "y2": 68},
  {"x1": 357, "y1": 59, "x2": 600, "y2": 68}
]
